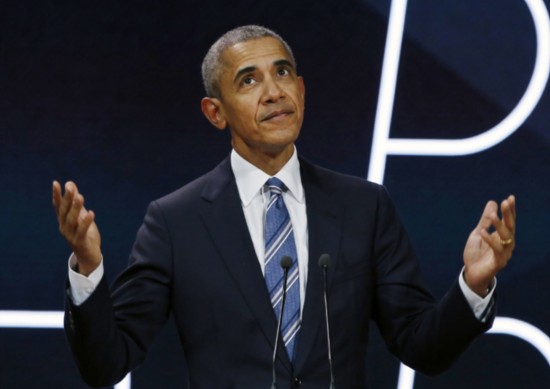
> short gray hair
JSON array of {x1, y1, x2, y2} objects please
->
[{"x1": 201, "y1": 25, "x2": 296, "y2": 98}]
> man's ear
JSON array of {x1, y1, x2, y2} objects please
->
[
  {"x1": 201, "y1": 97, "x2": 227, "y2": 130},
  {"x1": 298, "y1": 76, "x2": 305, "y2": 100}
]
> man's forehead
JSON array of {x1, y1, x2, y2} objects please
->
[{"x1": 220, "y1": 37, "x2": 293, "y2": 73}]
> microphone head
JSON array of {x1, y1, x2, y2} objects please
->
[
  {"x1": 280, "y1": 256, "x2": 293, "y2": 269},
  {"x1": 317, "y1": 253, "x2": 331, "y2": 268}
]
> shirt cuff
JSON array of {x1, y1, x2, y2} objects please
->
[
  {"x1": 67, "y1": 253, "x2": 104, "y2": 306},
  {"x1": 458, "y1": 267, "x2": 496, "y2": 322}
]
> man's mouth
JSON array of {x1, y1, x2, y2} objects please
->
[{"x1": 261, "y1": 109, "x2": 293, "y2": 122}]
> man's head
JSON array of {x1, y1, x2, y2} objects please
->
[
  {"x1": 201, "y1": 25, "x2": 296, "y2": 99},
  {"x1": 200, "y1": 25, "x2": 305, "y2": 173}
]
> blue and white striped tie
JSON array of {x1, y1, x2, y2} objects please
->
[{"x1": 264, "y1": 177, "x2": 301, "y2": 360}]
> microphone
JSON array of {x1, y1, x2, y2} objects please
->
[
  {"x1": 271, "y1": 255, "x2": 293, "y2": 389},
  {"x1": 318, "y1": 254, "x2": 335, "y2": 389}
]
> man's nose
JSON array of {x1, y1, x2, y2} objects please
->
[{"x1": 262, "y1": 76, "x2": 285, "y2": 103}]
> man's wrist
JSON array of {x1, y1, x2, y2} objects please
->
[
  {"x1": 458, "y1": 268, "x2": 497, "y2": 322},
  {"x1": 68, "y1": 253, "x2": 105, "y2": 305},
  {"x1": 463, "y1": 268, "x2": 492, "y2": 297}
]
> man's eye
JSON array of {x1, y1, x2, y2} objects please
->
[
  {"x1": 277, "y1": 68, "x2": 289, "y2": 76},
  {"x1": 243, "y1": 77, "x2": 255, "y2": 85}
]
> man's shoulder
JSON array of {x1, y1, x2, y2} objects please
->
[
  {"x1": 299, "y1": 157, "x2": 381, "y2": 195},
  {"x1": 154, "y1": 156, "x2": 233, "y2": 209}
]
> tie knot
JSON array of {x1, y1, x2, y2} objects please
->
[{"x1": 266, "y1": 177, "x2": 285, "y2": 196}]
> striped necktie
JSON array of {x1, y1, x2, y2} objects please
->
[{"x1": 264, "y1": 177, "x2": 301, "y2": 360}]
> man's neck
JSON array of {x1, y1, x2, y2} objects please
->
[{"x1": 232, "y1": 145, "x2": 295, "y2": 176}]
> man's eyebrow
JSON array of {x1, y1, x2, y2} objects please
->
[
  {"x1": 234, "y1": 66, "x2": 257, "y2": 83},
  {"x1": 274, "y1": 59, "x2": 295, "y2": 69}
]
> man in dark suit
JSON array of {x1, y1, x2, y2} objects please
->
[{"x1": 53, "y1": 25, "x2": 516, "y2": 388}]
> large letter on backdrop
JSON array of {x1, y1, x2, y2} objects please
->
[
  {"x1": 396, "y1": 317, "x2": 550, "y2": 389},
  {"x1": 367, "y1": 0, "x2": 550, "y2": 184}
]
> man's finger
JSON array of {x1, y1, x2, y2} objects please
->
[
  {"x1": 58, "y1": 182, "x2": 75, "y2": 222},
  {"x1": 480, "y1": 228, "x2": 498, "y2": 251},
  {"x1": 52, "y1": 181, "x2": 62, "y2": 211},
  {"x1": 476, "y1": 200, "x2": 498, "y2": 231},
  {"x1": 501, "y1": 196, "x2": 516, "y2": 231},
  {"x1": 75, "y1": 210, "x2": 95, "y2": 241},
  {"x1": 489, "y1": 212, "x2": 512, "y2": 247},
  {"x1": 509, "y1": 194, "x2": 516, "y2": 219},
  {"x1": 65, "y1": 193, "x2": 85, "y2": 233}
]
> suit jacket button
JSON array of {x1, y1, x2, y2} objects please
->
[{"x1": 294, "y1": 377, "x2": 302, "y2": 386}]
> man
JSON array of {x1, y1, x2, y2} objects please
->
[{"x1": 53, "y1": 25, "x2": 516, "y2": 388}]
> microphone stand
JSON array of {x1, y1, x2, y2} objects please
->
[
  {"x1": 319, "y1": 254, "x2": 336, "y2": 389},
  {"x1": 271, "y1": 256, "x2": 293, "y2": 389}
]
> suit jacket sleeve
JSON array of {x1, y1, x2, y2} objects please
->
[
  {"x1": 65, "y1": 200, "x2": 172, "y2": 387},
  {"x1": 370, "y1": 185, "x2": 494, "y2": 374}
]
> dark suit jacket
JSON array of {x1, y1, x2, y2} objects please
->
[{"x1": 65, "y1": 156, "x2": 493, "y2": 388}]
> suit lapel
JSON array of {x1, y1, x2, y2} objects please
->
[
  {"x1": 198, "y1": 157, "x2": 293, "y2": 372},
  {"x1": 294, "y1": 159, "x2": 342, "y2": 372}
]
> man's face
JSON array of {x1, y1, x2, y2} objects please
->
[{"x1": 208, "y1": 37, "x2": 305, "y2": 161}]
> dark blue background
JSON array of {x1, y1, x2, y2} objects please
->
[{"x1": 1, "y1": 0, "x2": 549, "y2": 387}]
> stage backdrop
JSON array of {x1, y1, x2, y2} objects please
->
[{"x1": 1, "y1": 0, "x2": 549, "y2": 388}]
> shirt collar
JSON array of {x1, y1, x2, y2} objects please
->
[{"x1": 231, "y1": 147, "x2": 304, "y2": 207}]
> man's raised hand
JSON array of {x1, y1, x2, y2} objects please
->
[
  {"x1": 463, "y1": 195, "x2": 516, "y2": 297},
  {"x1": 53, "y1": 181, "x2": 102, "y2": 276}
]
